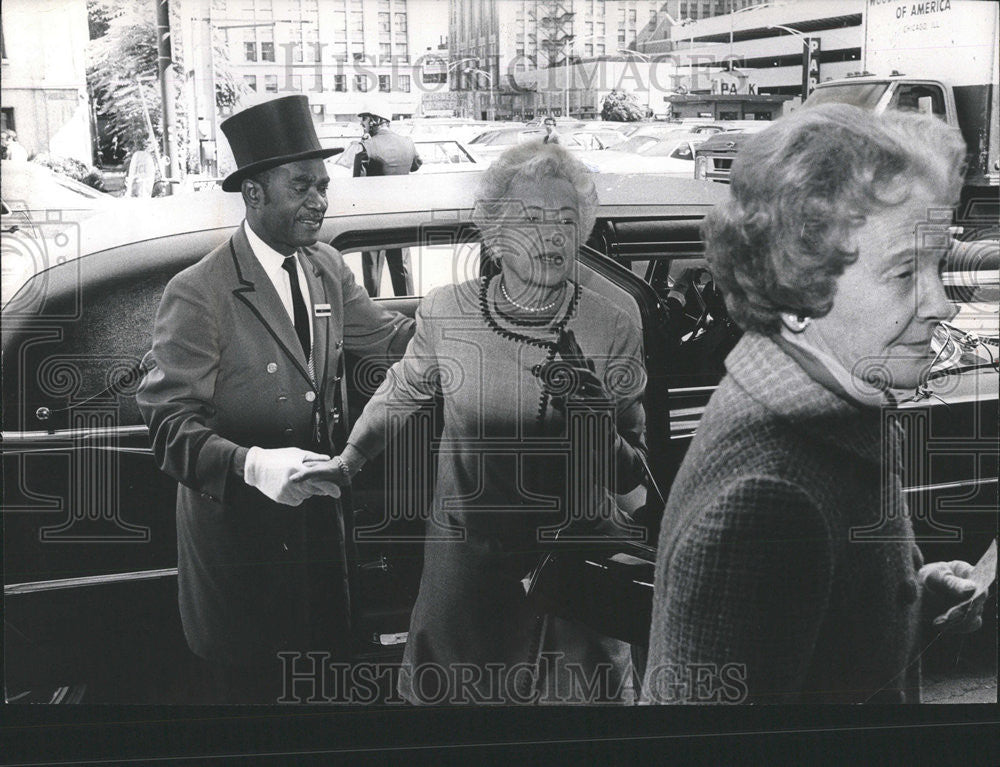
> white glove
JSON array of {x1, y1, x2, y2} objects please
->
[{"x1": 244, "y1": 447, "x2": 331, "y2": 506}]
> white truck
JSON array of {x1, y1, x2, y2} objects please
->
[
  {"x1": 697, "y1": 0, "x2": 999, "y2": 220},
  {"x1": 804, "y1": 0, "x2": 998, "y2": 219}
]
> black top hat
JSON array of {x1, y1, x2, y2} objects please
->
[{"x1": 220, "y1": 95, "x2": 343, "y2": 192}]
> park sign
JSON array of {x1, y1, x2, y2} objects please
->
[{"x1": 802, "y1": 38, "x2": 822, "y2": 97}]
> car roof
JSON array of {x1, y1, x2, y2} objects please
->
[
  {"x1": 1, "y1": 160, "x2": 113, "y2": 208},
  {"x1": 78, "y1": 173, "x2": 727, "y2": 256}
]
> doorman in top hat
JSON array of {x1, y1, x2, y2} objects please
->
[
  {"x1": 354, "y1": 105, "x2": 422, "y2": 297},
  {"x1": 137, "y1": 95, "x2": 415, "y2": 703}
]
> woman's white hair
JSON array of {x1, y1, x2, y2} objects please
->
[{"x1": 473, "y1": 141, "x2": 599, "y2": 243}]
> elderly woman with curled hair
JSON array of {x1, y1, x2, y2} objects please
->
[
  {"x1": 299, "y1": 141, "x2": 649, "y2": 703},
  {"x1": 642, "y1": 104, "x2": 987, "y2": 704}
]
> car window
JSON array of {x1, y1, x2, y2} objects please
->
[
  {"x1": 890, "y1": 83, "x2": 947, "y2": 118},
  {"x1": 468, "y1": 131, "x2": 498, "y2": 145},
  {"x1": 331, "y1": 141, "x2": 363, "y2": 171},
  {"x1": 669, "y1": 143, "x2": 694, "y2": 160},
  {"x1": 417, "y1": 141, "x2": 475, "y2": 164},
  {"x1": 803, "y1": 82, "x2": 890, "y2": 110},
  {"x1": 339, "y1": 235, "x2": 483, "y2": 298},
  {"x1": 615, "y1": 136, "x2": 658, "y2": 154}
]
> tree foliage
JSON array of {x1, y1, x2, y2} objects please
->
[
  {"x1": 600, "y1": 90, "x2": 645, "y2": 122},
  {"x1": 86, "y1": 0, "x2": 245, "y2": 171},
  {"x1": 87, "y1": 0, "x2": 166, "y2": 159}
]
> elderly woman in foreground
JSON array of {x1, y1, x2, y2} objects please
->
[
  {"x1": 299, "y1": 142, "x2": 649, "y2": 703},
  {"x1": 643, "y1": 104, "x2": 986, "y2": 704}
]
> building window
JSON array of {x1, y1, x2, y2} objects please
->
[
  {"x1": 703, "y1": 3, "x2": 711, "y2": 18},
  {"x1": 378, "y1": 74, "x2": 391, "y2": 92},
  {"x1": 291, "y1": 74, "x2": 303, "y2": 91},
  {"x1": 304, "y1": 26, "x2": 318, "y2": 61},
  {"x1": 354, "y1": 74, "x2": 369, "y2": 92},
  {"x1": 628, "y1": 8, "x2": 636, "y2": 25},
  {"x1": 261, "y1": 41, "x2": 275, "y2": 62},
  {"x1": 244, "y1": 75, "x2": 257, "y2": 91},
  {"x1": 244, "y1": 42, "x2": 257, "y2": 61},
  {"x1": 379, "y1": 12, "x2": 391, "y2": 33},
  {"x1": 312, "y1": 73, "x2": 323, "y2": 92},
  {"x1": 585, "y1": 43, "x2": 593, "y2": 57},
  {"x1": 394, "y1": 12, "x2": 407, "y2": 32},
  {"x1": 265, "y1": 75, "x2": 278, "y2": 93},
  {"x1": 380, "y1": 42, "x2": 391, "y2": 59},
  {"x1": 333, "y1": 74, "x2": 347, "y2": 92},
  {"x1": 332, "y1": 41, "x2": 348, "y2": 60},
  {"x1": 353, "y1": 51, "x2": 366, "y2": 63},
  {"x1": 396, "y1": 41, "x2": 407, "y2": 59},
  {"x1": 596, "y1": 43, "x2": 605, "y2": 56},
  {"x1": 618, "y1": 29, "x2": 626, "y2": 44},
  {"x1": 289, "y1": 26, "x2": 304, "y2": 62},
  {"x1": 397, "y1": 74, "x2": 411, "y2": 92}
]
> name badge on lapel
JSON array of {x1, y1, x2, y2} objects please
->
[{"x1": 314, "y1": 303, "x2": 332, "y2": 318}]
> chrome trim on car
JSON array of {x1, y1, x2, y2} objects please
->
[
  {"x1": 902, "y1": 476, "x2": 999, "y2": 495},
  {"x1": 1, "y1": 425, "x2": 151, "y2": 443},
  {"x1": 4, "y1": 568, "x2": 177, "y2": 595}
]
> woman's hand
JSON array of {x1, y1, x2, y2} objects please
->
[
  {"x1": 919, "y1": 560, "x2": 986, "y2": 633},
  {"x1": 290, "y1": 455, "x2": 354, "y2": 497}
]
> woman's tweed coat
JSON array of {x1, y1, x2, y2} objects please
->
[
  {"x1": 643, "y1": 332, "x2": 925, "y2": 704},
  {"x1": 349, "y1": 278, "x2": 648, "y2": 703}
]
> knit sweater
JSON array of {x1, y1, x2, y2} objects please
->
[{"x1": 643, "y1": 332, "x2": 925, "y2": 704}]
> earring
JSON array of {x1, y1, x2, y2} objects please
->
[{"x1": 781, "y1": 313, "x2": 811, "y2": 333}]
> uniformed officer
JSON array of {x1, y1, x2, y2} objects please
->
[
  {"x1": 354, "y1": 105, "x2": 422, "y2": 297},
  {"x1": 137, "y1": 95, "x2": 415, "y2": 703}
]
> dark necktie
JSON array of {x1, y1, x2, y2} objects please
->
[{"x1": 281, "y1": 254, "x2": 311, "y2": 361}]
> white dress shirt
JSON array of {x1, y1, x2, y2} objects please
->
[{"x1": 244, "y1": 221, "x2": 312, "y2": 350}]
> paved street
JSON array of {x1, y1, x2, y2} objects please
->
[{"x1": 921, "y1": 623, "x2": 997, "y2": 704}]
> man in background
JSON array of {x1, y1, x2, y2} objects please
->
[
  {"x1": 542, "y1": 117, "x2": 562, "y2": 145},
  {"x1": 354, "y1": 106, "x2": 422, "y2": 297}
]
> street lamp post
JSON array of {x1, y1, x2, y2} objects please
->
[
  {"x1": 447, "y1": 58, "x2": 480, "y2": 117},
  {"x1": 619, "y1": 48, "x2": 652, "y2": 118},
  {"x1": 464, "y1": 67, "x2": 494, "y2": 120},
  {"x1": 560, "y1": 33, "x2": 602, "y2": 118}
]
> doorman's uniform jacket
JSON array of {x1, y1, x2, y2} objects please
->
[{"x1": 137, "y1": 225, "x2": 414, "y2": 665}]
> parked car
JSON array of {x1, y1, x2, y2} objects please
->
[
  {"x1": 393, "y1": 119, "x2": 498, "y2": 144},
  {"x1": 692, "y1": 122, "x2": 774, "y2": 183},
  {"x1": 3, "y1": 172, "x2": 995, "y2": 704},
  {"x1": 579, "y1": 135, "x2": 704, "y2": 175},
  {"x1": 326, "y1": 138, "x2": 481, "y2": 177},
  {"x1": 466, "y1": 127, "x2": 589, "y2": 160},
  {"x1": 1, "y1": 161, "x2": 115, "y2": 305}
]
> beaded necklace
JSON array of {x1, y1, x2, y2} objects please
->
[{"x1": 479, "y1": 272, "x2": 582, "y2": 424}]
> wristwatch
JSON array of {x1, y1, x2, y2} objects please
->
[{"x1": 333, "y1": 454, "x2": 354, "y2": 483}]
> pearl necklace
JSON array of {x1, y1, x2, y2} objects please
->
[
  {"x1": 500, "y1": 277, "x2": 565, "y2": 314},
  {"x1": 479, "y1": 273, "x2": 581, "y2": 424}
]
